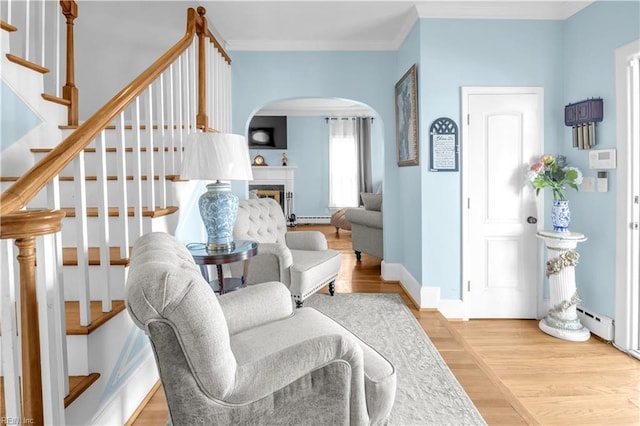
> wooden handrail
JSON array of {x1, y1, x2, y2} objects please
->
[{"x1": 0, "y1": 6, "x2": 222, "y2": 215}]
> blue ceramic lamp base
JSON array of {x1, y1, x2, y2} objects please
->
[{"x1": 199, "y1": 180, "x2": 239, "y2": 252}]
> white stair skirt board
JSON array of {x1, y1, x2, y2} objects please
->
[
  {"x1": 297, "y1": 216, "x2": 331, "y2": 224},
  {"x1": 576, "y1": 306, "x2": 615, "y2": 341}
]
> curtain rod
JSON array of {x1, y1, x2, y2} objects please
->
[{"x1": 325, "y1": 116, "x2": 374, "y2": 122}]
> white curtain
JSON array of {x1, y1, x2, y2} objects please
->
[{"x1": 329, "y1": 118, "x2": 359, "y2": 208}]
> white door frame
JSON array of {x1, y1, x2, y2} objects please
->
[
  {"x1": 614, "y1": 39, "x2": 640, "y2": 358},
  {"x1": 461, "y1": 86, "x2": 545, "y2": 320}
]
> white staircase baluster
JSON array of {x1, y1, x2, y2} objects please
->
[
  {"x1": 168, "y1": 63, "x2": 176, "y2": 174},
  {"x1": 156, "y1": 75, "x2": 168, "y2": 209},
  {"x1": 190, "y1": 44, "x2": 197, "y2": 132},
  {"x1": 208, "y1": 42, "x2": 214, "y2": 131},
  {"x1": 0, "y1": 240, "x2": 21, "y2": 420},
  {"x1": 132, "y1": 97, "x2": 144, "y2": 239},
  {"x1": 96, "y1": 131, "x2": 112, "y2": 313},
  {"x1": 54, "y1": 0, "x2": 61, "y2": 98},
  {"x1": 35, "y1": 234, "x2": 66, "y2": 425},
  {"x1": 39, "y1": 0, "x2": 44, "y2": 66},
  {"x1": 46, "y1": 177, "x2": 69, "y2": 396},
  {"x1": 73, "y1": 153, "x2": 91, "y2": 326},
  {"x1": 225, "y1": 56, "x2": 231, "y2": 131},
  {"x1": 181, "y1": 49, "x2": 192, "y2": 141},
  {"x1": 116, "y1": 112, "x2": 130, "y2": 259},
  {"x1": 176, "y1": 55, "x2": 184, "y2": 170},
  {"x1": 144, "y1": 87, "x2": 156, "y2": 211},
  {"x1": 24, "y1": 0, "x2": 30, "y2": 61}
]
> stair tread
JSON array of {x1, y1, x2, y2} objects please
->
[
  {"x1": 65, "y1": 300, "x2": 126, "y2": 335},
  {"x1": 6, "y1": 53, "x2": 49, "y2": 74},
  {"x1": 66, "y1": 373, "x2": 101, "y2": 407},
  {"x1": 63, "y1": 246, "x2": 131, "y2": 267},
  {"x1": 41, "y1": 93, "x2": 71, "y2": 106},
  {"x1": 1, "y1": 20, "x2": 17, "y2": 32},
  {"x1": 31, "y1": 146, "x2": 182, "y2": 153},
  {"x1": 1, "y1": 174, "x2": 180, "y2": 182},
  {"x1": 61, "y1": 205, "x2": 178, "y2": 218},
  {"x1": 0, "y1": 373, "x2": 101, "y2": 414}
]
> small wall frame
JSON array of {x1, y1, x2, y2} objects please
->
[{"x1": 429, "y1": 117, "x2": 459, "y2": 172}]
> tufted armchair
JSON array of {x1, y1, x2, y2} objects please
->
[
  {"x1": 232, "y1": 197, "x2": 342, "y2": 307},
  {"x1": 126, "y1": 232, "x2": 397, "y2": 426}
]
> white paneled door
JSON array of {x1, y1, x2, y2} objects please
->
[{"x1": 463, "y1": 88, "x2": 543, "y2": 319}]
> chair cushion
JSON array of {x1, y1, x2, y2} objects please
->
[
  {"x1": 360, "y1": 192, "x2": 382, "y2": 211},
  {"x1": 229, "y1": 307, "x2": 396, "y2": 425},
  {"x1": 289, "y1": 249, "x2": 342, "y2": 300}
]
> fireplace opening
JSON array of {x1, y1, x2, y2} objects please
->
[{"x1": 249, "y1": 184, "x2": 285, "y2": 212}]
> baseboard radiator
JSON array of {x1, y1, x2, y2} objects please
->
[
  {"x1": 576, "y1": 305, "x2": 614, "y2": 341},
  {"x1": 296, "y1": 216, "x2": 331, "y2": 224}
]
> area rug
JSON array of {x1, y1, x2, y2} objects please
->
[{"x1": 305, "y1": 293, "x2": 486, "y2": 426}]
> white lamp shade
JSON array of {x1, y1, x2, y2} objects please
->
[{"x1": 181, "y1": 132, "x2": 253, "y2": 181}]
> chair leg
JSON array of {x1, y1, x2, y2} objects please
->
[
  {"x1": 329, "y1": 281, "x2": 335, "y2": 296},
  {"x1": 296, "y1": 300, "x2": 304, "y2": 308},
  {"x1": 355, "y1": 251, "x2": 361, "y2": 261}
]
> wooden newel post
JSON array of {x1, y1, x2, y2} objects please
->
[
  {"x1": 196, "y1": 6, "x2": 209, "y2": 131},
  {"x1": 1, "y1": 210, "x2": 66, "y2": 426},
  {"x1": 60, "y1": 1, "x2": 79, "y2": 126}
]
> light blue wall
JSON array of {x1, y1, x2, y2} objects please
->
[
  {"x1": 230, "y1": 51, "x2": 399, "y2": 259},
  {"x1": 1, "y1": 81, "x2": 42, "y2": 149},
  {"x1": 395, "y1": 24, "x2": 422, "y2": 284},
  {"x1": 250, "y1": 116, "x2": 385, "y2": 218},
  {"x1": 561, "y1": 0, "x2": 640, "y2": 318},
  {"x1": 417, "y1": 18, "x2": 565, "y2": 299}
]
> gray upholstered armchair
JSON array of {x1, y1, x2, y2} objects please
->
[
  {"x1": 233, "y1": 197, "x2": 342, "y2": 307},
  {"x1": 126, "y1": 232, "x2": 396, "y2": 426}
]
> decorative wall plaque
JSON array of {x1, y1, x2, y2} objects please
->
[{"x1": 429, "y1": 117, "x2": 458, "y2": 172}]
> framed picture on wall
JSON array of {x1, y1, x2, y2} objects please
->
[{"x1": 395, "y1": 64, "x2": 419, "y2": 166}]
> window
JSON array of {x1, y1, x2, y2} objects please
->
[{"x1": 329, "y1": 118, "x2": 358, "y2": 208}]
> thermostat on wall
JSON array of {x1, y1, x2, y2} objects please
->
[{"x1": 588, "y1": 149, "x2": 616, "y2": 169}]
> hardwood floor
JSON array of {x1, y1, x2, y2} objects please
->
[{"x1": 129, "y1": 225, "x2": 640, "y2": 425}]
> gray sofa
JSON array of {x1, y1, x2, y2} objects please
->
[
  {"x1": 345, "y1": 193, "x2": 383, "y2": 260},
  {"x1": 125, "y1": 232, "x2": 396, "y2": 425}
]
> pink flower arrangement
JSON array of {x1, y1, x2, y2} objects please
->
[{"x1": 526, "y1": 154, "x2": 583, "y2": 201}]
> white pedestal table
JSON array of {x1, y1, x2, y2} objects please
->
[{"x1": 536, "y1": 230, "x2": 590, "y2": 342}]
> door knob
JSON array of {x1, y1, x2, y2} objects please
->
[{"x1": 527, "y1": 216, "x2": 537, "y2": 224}]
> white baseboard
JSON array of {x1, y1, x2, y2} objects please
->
[
  {"x1": 296, "y1": 216, "x2": 331, "y2": 224},
  {"x1": 382, "y1": 261, "x2": 465, "y2": 318}
]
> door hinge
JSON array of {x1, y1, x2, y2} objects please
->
[
  {"x1": 467, "y1": 198, "x2": 471, "y2": 209},
  {"x1": 467, "y1": 114, "x2": 470, "y2": 125},
  {"x1": 467, "y1": 281, "x2": 471, "y2": 292},
  {"x1": 634, "y1": 195, "x2": 639, "y2": 204}
]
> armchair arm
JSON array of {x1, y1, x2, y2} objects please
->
[
  {"x1": 218, "y1": 281, "x2": 293, "y2": 335},
  {"x1": 285, "y1": 231, "x2": 328, "y2": 251},
  {"x1": 227, "y1": 329, "x2": 368, "y2": 424},
  {"x1": 232, "y1": 242, "x2": 293, "y2": 286}
]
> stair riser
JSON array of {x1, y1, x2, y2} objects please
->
[
  {"x1": 32, "y1": 149, "x2": 183, "y2": 178},
  {"x1": 63, "y1": 267, "x2": 127, "y2": 303},
  {"x1": 61, "y1": 125, "x2": 189, "y2": 150},
  {"x1": 64, "y1": 311, "x2": 158, "y2": 426},
  {"x1": 1, "y1": 179, "x2": 177, "y2": 208},
  {"x1": 61, "y1": 215, "x2": 173, "y2": 247}
]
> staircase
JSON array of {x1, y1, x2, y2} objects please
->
[{"x1": 0, "y1": 3, "x2": 231, "y2": 424}]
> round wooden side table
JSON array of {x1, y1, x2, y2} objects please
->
[{"x1": 187, "y1": 240, "x2": 258, "y2": 294}]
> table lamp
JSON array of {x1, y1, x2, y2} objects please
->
[{"x1": 181, "y1": 132, "x2": 253, "y2": 252}]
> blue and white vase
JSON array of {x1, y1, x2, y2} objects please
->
[{"x1": 551, "y1": 200, "x2": 571, "y2": 233}]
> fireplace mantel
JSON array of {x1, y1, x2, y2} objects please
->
[{"x1": 250, "y1": 166, "x2": 296, "y2": 218}]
